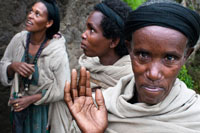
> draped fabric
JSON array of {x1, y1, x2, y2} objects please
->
[
  {"x1": 79, "y1": 54, "x2": 132, "y2": 89},
  {"x1": 103, "y1": 74, "x2": 200, "y2": 133}
]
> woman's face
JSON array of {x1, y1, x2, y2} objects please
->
[
  {"x1": 25, "y1": 2, "x2": 49, "y2": 32},
  {"x1": 128, "y1": 26, "x2": 189, "y2": 105},
  {"x1": 81, "y1": 11, "x2": 112, "y2": 57}
]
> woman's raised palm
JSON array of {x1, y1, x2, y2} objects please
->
[{"x1": 64, "y1": 67, "x2": 108, "y2": 133}]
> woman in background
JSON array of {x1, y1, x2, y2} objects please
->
[
  {"x1": 79, "y1": 0, "x2": 132, "y2": 90},
  {"x1": 0, "y1": 0, "x2": 70, "y2": 132}
]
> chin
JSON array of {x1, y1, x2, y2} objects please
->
[
  {"x1": 139, "y1": 95, "x2": 164, "y2": 105},
  {"x1": 84, "y1": 52, "x2": 95, "y2": 57}
]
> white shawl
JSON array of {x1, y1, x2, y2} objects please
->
[
  {"x1": 0, "y1": 31, "x2": 73, "y2": 133},
  {"x1": 103, "y1": 74, "x2": 200, "y2": 133},
  {"x1": 79, "y1": 54, "x2": 132, "y2": 89}
]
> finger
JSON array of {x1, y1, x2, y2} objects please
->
[
  {"x1": 14, "y1": 107, "x2": 24, "y2": 112},
  {"x1": 9, "y1": 99, "x2": 18, "y2": 104},
  {"x1": 78, "y1": 67, "x2": 87, "y2": 96},
  {"x1": 86, "y1": 71, "x2": 92, "y2": 97},
  {"x1": 95, "y1": 89, "x2": 106, "y2": 111},
  {"x1": 21, "y1": 63, "x2": 35, "y2": 74},
  {"x1": 14, "y1": 104, "x2": 21, "y2": 109},
  {"x1": 26, "y1": 63, "x2": 35, "y2": 72},
  {"x1": 18, "y1": 67, "x2": 29, "y2": 77},
  {"x1": 64, "y1": 81, "x2": 73, "y2": 108},
  {"x1": 71, "y1": 69, "x2": 78, "y2": 100}
]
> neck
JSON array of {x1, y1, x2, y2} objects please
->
[
  {"x1": 99, "y1": 51, "x2": 121, "y2": 65},
  {"x1": 30, "y1": 31, "x2": 46, "y2": 45}
]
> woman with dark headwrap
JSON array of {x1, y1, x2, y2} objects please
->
[
  {"x1": 0, "y1": 0, "x2": 70, "y2": 132},
  {"x1": 64, "y1": 0, "x2": 200, "y2": 133},
  {"x1": 79, "y1": 0, "x2": 132, "y2": 90}
]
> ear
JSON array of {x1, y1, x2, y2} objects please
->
[
  {"x1": 125, "y1": 40, "x2": 132, "y2": 54},
  {"x1": 110, "y1": 38, "x2": 120, "y2": 48},
  {"x1": 183, "y1": 47, "x2": 194, "y2": 63},
  {"x1": 46, "y1": 20, "x2": 53, "y2": 28}
]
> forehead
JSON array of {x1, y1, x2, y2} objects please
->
[
  {"x1": 132, "y1": 26, "x2": 188, "y2": 52},
  {"x1": 87, "y1": 11, "x2": 104, "y2": 25},
  {"x1": 32, "y1": 2, "x2": 48, "y2": 14}
]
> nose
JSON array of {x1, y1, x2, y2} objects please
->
[
  {"x1": 28, "y1": 11, "x2": 34, "y2": 19},
  {"x1": 81, "y1": 30, "x2": 87, "y2": 40},
  {"x1": 146, "y1": 62, "x2": 162, "y2": 82}
]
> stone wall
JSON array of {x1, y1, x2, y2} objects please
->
[{"x1": 0, "y1": 0, "x2": 100, "y2": 132}]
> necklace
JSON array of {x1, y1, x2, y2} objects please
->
[{"x1": 23, "y1": 32, "x2": 48, "y2": 91}]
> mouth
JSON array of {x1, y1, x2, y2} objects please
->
[
  {"x1": 142, "y1": 85, "x2": 164, "y2": 92},
  {"x1": 81, "y1": 42, "x2": 87, "y2": 49},
  {"x1": 26, "y1": 20, "x2": 33, "y2": 26}
]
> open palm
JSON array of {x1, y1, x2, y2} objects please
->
[{"x1": 64, "y1": 67, "x2": 108, "y2": 133}]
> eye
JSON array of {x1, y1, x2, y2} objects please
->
[
  {"x1": 35, "y1": 11, "x2": 40, "y2": 17},
  {"x1": 136, "y1": 51, "x2": 150, "y2": 63},
  {"x1": 90, "y1": 28, "x2": 95, "y2": 33},
  {"x1": 139, "y1": 52, "x2": 149, "y2": 59},
  {"x1": 163, "y1": 54, "x2": 179, "y2": 65},
  {"x1": 165, "y1": 55, "x2": 175, "y2": 61}
]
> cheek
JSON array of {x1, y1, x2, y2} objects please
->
[
  {"x1": 131, "y1": 57, "x2": 146, "y2": 78},
  {"x1": 89, "y1": 36, "x2": 109, "y2": 51},
  {"x1": 162, "y1": 66, "x2": 181, "y2": 86},
  {"x1": 35, "y1": 19, "x2": 48, "y2": 27}
]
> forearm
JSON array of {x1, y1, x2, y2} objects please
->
[
  {"x1": 7, "y1": 63, "x2": 15, "y2": 79},
  {"x1": 30, "y1": 93, "x2": 42, "y2": 104}
]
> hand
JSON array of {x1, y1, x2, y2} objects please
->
[
  {"x1": 53, "y1": 32, "x2": 61, "y2": 39},
  {"x1": 10, "y1": 94, "x2": 42, "y2": 112},
  {"x1": 8, "y1": 62, "x2": 35, "y2": 78},
  {"x1": 64, "y1": 67, "x2": 108, "y2": 133}
]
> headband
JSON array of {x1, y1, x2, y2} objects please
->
[
  {"x1": 125, "y1": 3, "x2": 200, "y2": 47},
  {"x1": 96, "y1": 3, "x2": 124, "y2": 29}
]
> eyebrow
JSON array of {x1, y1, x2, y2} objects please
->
[
  {"x1": 165, "y1": 51, "x2": 181, "y2": 56},
  {"x1": 87, "y1": 22, "x2": 95, "y2": 28}
]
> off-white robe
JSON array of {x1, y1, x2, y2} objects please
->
[
  {"x1": 79, "y1": 54, "x2": 132, "y2": 89},
  {"x1": 103, "y1": 74, "x2": 200, "y2": 133}
]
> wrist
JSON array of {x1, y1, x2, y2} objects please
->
[
  {"x1": 7, "y1": 64, "x2": 14, "y2": 80},
  {"x1": 30, "y1": 93, "x2": 42, "y2": 103}
]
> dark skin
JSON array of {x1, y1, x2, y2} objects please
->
[
  {"x1": 64, "y1": 26, "x2": 194, "y2": 132},
  {"x1": 64, "y1": 67, "x2": 108, "y2": 133},
  {"x1": 126, "y1": 26, "x2": 192, "y2": 104},
  {"x1": 9, "y1": 2, "x2": 53, "y2": 112},
  {"x1": 81, "y1": 11, "x2": 120, "y2": 65}
]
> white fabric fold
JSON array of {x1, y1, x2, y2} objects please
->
[
  {"x1": 103, "y1": 74, "x2": 200, "y2": 133},
  {"x1": 79, "y1": 54, "x2": 132, "y2": 89}
]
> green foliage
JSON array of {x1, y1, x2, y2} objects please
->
[
  {"x1": 123, "y1": 0, "x2": 146, "y2": 10},
  {"x1": 178, "y1": 65, "x2": 194, "y2": 89}
]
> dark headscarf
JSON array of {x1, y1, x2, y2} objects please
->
[
  {"x1": 95, "y1": 3, "x2": 124, "y2": 29},
  {"x1": 40, "y1": 0, "x2": 60, "y2": 39},
  {"x1": 125, "y1": 2, "x2": 200, "y2": 47}
]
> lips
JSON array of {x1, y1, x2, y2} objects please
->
[
  {"x1": 81, "y1": 42, "x2": 87, "y2": 50},
  {"x1": 26, "y1": 20, "x2": 33, "y2": 26},
  {"x1": 142, "y1": 85, "x2": 164, "y2": 92}
]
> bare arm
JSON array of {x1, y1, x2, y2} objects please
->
[
  {"x1": 7, "y1": 62, "x2": 35, "y2": 78},
  {"x1": 64, "y1": 67, "x2": 108, "y2": 133},
  {"x1": 10, "y1": 93, "x2": 42, "y2": 112}
]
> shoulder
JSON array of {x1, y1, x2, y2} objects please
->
[
  {"x1": 12, "y1": 31, "x2": 28, "y2": 41},
  {"x1": 42, "y1": 35, "x2": 67, "y2": 56},
  {"x1": 6, "y1": 30, "x2": 28, "y2": 50}
]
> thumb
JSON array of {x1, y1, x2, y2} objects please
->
[{"x1": 95, "y1": 89, "x2": 106, "y2": 110}]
